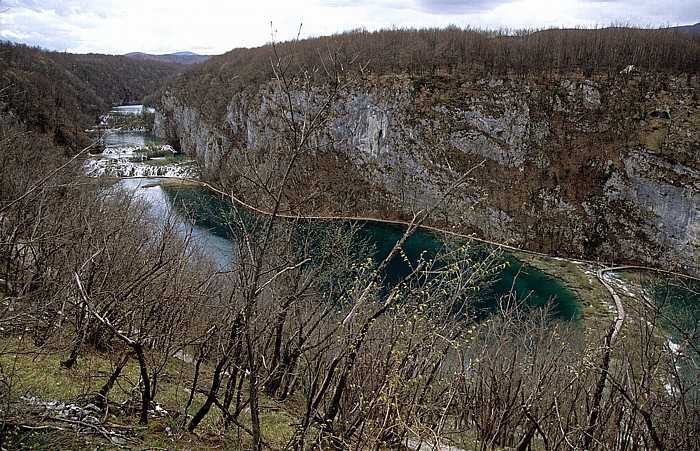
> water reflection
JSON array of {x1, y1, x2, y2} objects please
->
[{"x1": 115, "y1": 178, "x2": 233, "y2": 271}]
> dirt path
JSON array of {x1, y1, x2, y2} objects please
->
[{"x1": 596, "y1": 267, "x2": 628, "y2": 343}]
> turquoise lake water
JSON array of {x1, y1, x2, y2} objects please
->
[
  {"x1": 358, "y1": 222, "x2": 582, "y2": 320},
  {"x1": 161, "y1": 184, "x2": 582, "y2": 321}
]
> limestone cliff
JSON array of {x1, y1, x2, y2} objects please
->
[{"x1": 156, "y1": 72, "x2": 700, "y2": 275}]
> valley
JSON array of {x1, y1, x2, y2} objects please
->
[{"x1": 0, "y1": 26, "x2": 699, "y2": 450}]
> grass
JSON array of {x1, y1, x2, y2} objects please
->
[
  {"x1": 0, "y1": 337, "x2": 296, "y2": 450},
  {"x1": 509, "y1": 250, "x2": 613, "y2": 320},
  {"x1": 1, "y1": 253, "x2": 687, "y2": 450},
  {"x1": 1, "y1": 338, "x2": 110, "y2": 402}
]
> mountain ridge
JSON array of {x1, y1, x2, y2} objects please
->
[
  {"x1": 125, "y1": 51, "x2": 212, "y2": 65},
  {"x1": 670, "y1": 22, "x2": 700, "y2": 33}
]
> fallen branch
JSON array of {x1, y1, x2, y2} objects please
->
[{"x1": 47, "y1": 415, "x2": 132, "y2": 447}]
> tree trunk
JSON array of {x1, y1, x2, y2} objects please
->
[
  {"x1": 95, "y1": 350, "x2": 132, "y2": 408},
  {"x1": 187, "y1": 353, "x2": 230, "y2": 432},
  {"x1": 582, "y1": 322, "x2": 615, "y2": 448},
  {"x1": 247, "y1": 326, "x2": 262, "y2": 451},
  {"x1": 133, "y1": 344, "x2": 151, "y2": 425},
  {"x1": 188, "y1": 315, "x2": 242, "y2": 433}
]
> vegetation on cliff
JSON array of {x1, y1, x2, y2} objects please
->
[
  {"x1": 165, "y1": 25, "x2": 700, "y2": 123},
  {"x1": 157, "y1": 25, "x2": 700, "y2": 274}
]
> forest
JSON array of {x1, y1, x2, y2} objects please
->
[
  {"x1": 158, "y1": 24, "x2": 700, "y2": 275},
  {"x1": 166, "y1": 25, "x2": 700, "y2": 123},
  {"x1": 0, "y1": 41, "x2": 181, "y2": 149},
  {"x1": 0, "y1": 25, "x2": 699, "y2": 450}
]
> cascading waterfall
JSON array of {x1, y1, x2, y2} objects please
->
[
  {"x1": 87, "y1": 105, "x2": 198, "y2": 179},
  {"x1": 84, "y1": 158, "x2": 197, "y2": 178}
]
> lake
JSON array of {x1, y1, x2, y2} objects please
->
[{"x1": 155, "y1": 182, "x2": 583, "y2": 321}]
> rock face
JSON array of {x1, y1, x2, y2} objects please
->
[{"x1": 156, "y1": 73, "x2": 700, "y2": 275}]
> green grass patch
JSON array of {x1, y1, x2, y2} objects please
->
[{"x1": 0, "y1": 337, "x2": 297, "y2": 449}]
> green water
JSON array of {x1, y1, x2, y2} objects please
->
[
  {"x1": 645, "y1": 275, "x2": 700, "y2": 352},
  {"x1": 162, "y1": 184, "x2": 582, "y2": 321},
  {"x1": 357, "y1": 221, "x2": 581, "y2": 321}
]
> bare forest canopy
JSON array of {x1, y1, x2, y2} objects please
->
[
  {"x1": 0, "y1": 41, "x2": 182, "y2": 150},
  {"x1": 2, "y1": 25, "x2": 698, "y2": 150},
  {"x1": 165, "y1": 25, "x2": 700, "y2": 120},
  {"x1": 154, "y1": 24, "x2": 700, "y2": 276}
]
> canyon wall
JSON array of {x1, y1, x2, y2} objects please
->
[{"x1": 156, "y1": 73, "x2": 700, "y2": 275}]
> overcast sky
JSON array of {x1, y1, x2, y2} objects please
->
[{"x1": 1, "y1": 0, "x2": 697, "y2": 55}]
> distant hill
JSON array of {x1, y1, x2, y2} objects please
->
[
  {"x1": 0, "y1": 41, "x2": 182, "y2": 148},
  {"x1": 670, "y1": 22, "x2": 700, "y2": 33},
  {"x1": 125, "y1": 51, "x2": 212, "y2": 65}
]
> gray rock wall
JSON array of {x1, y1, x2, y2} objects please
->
[{"x1": 156, "y1": 74, "x2": 700, "y2": 275}]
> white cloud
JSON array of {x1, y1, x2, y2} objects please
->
[{"x1": 0, "y1": 0, "x2": 697, "y2": 54}]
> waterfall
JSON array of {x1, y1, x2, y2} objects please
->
[{"x1": 84, "y1": 158, "x2": 198, "y2": 179}]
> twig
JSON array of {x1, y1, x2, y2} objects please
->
[
  {"x1": 0, "y1": 140, "x2": 97, "y2": 214},
  {"x1": 47, "y1": 415, "x2": 133, "y2": 447},
  {"x1": 254, "y1": 258, "x2": 311, "y2": 296},
  {"x1": 16, "y1": 424, "x2": 67, "y2": 432}
]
